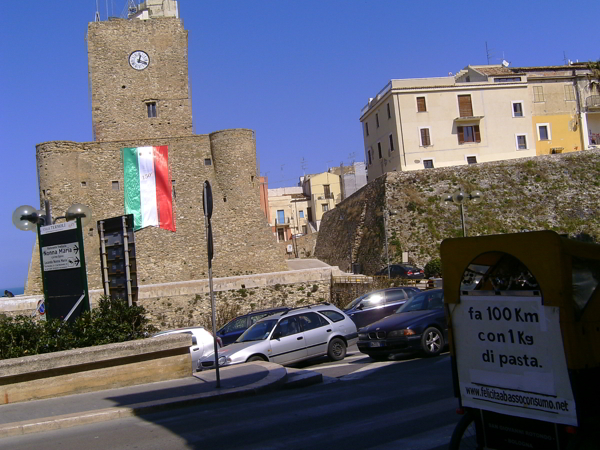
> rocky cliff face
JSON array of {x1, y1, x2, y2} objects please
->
[{"x1": 315, "y1": 150, "x2": 600, "y2": 274}]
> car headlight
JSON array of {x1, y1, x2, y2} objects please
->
[
  {"x1": 387, "y1": 329, "x2": 415, "y2": 337},
  {"x1": 218, "y1": 356, "x2": 229, "y2": 366},
  {"x1": 358, "y1": 333, "x2": 367, "y2": 339}
]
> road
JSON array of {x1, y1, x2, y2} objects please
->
[{"x1": 1, "y1": 349, "x2": 459, "y2": 450}]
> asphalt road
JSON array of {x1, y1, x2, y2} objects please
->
[{"x1": 1, "y1": 352, "x2": 459, "y2": 450}]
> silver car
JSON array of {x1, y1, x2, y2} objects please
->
[
  {"x1": 198, "y1": 303, "x2": 358, "y2": 370},
  {"x1": 154, "y1": 327, "x2": 221, "y2": 370}
]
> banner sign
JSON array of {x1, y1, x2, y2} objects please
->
[
  {"x1": 122, "y1": 146, "x2": 175, "y2": 232},
  {"x1": 451, "y1": 296, "x2": 577, "y2": 425}
]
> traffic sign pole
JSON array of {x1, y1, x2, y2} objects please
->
[{"x1": 204, "y1": 181, "x2": 220, "y2": 387}]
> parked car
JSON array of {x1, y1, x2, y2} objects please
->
[
  {"x1": 217, "y1": 307, "x2": 289, "y2": 345},
  {"x1": 343, "y1": 287, "x2": 420, "y2": 329},
  {"x1": 153, "y1": 327, "x2": 222, "y2": 370},
  {"x1": 357, "y1": 289, "x2": 446, "y2": 360},
  {"x1": 375, "y1": 264, "x2": 425, "y2": 279},
  {"x1": 198, "y1": 303, "x2": 358, "y2": 370}
]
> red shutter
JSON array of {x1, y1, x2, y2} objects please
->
[
  {"x1": 458, "y1": 126, "x2": 464, "y2": 144},
  {"x1": 474, "y1": 125, "x2": 481, "y2": 142}
]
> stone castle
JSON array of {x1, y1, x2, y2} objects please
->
[{"x1": 25, "y1": 2, "x2": 286, "y2": 294}]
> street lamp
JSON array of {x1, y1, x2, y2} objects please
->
[
  {"x1": 383, "y1": 209, "x2": 398, "y2": 279},
  {"x1": 443, "y1": 189, "x2": 482, "y2": 237},
  {"x1": 12, "y1": 201, "x2": 93, "y2": 230}
]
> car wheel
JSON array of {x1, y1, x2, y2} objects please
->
[
  {"x1": 367, "y1": 353, "x2": 389, "y2": 361},
  {"x1": 247, "y1": 355, "x2": 266, "y2": 362},
  {"x1": 421, "y1": 327, "x2": 444, "y2": 356},
  {"x1": 328, "y1": 338, "x2": 347, "y2": 361}
]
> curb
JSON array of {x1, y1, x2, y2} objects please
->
[{"x1": 0, "y1": 362, "x2": 287, "y2": 439}]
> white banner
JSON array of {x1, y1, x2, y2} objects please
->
[{"x1": 451, "y1": 296, "x2": 577, "y2": 425}]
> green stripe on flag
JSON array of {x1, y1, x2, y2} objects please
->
[{"x1": 122, "y1": 147, "x2": 143, "y2": 231}]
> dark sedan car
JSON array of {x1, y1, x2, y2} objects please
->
[
  {"x1": 357, "y1": 289, "x2": 446, "y2": 359},
  {"x1": 375, "y1": 264, "x2": 425, "y2": 279},
  {"x1": 343, "y1": 287, "x2": 420, "y2": 329},
  {"x1": 217, "y1": 307, "x2": 289, "y2": 345}
]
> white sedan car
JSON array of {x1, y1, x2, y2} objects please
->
[
  {"x1": 198, "y1": 303, "x2": 358, "y2": 370},
  {"x1": 154, "y1": 327, "x2": 221, "y2": 370}
]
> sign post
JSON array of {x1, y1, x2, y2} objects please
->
[
  {"x1": 38, "y1": 218, "x2": 90, "y2": 322},
  {"x1": 203, "y1": 180, "x2": 220, "y2": 387}
]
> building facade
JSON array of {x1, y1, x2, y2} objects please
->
[
  {"x1": 361, "y1": 63, "x2": 596, "y2": 181},
  {"x1": 301, "y1": 171, "x2": 342, "y2": 231},
  {"x1": 25, "y1": 1, "x2": 286, "y2": 294},
  {"x1": 267, "y1": 187, "x2": 310, "y2": 242}
]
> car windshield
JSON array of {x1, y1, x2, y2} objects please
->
[
  {"x1": 344, "y1": 292, "x2": 372, "y2": 310},
  {"x1": 396, "y1": 291, "x2": 444, "y2": 313},
  {"x1": 236, "y1": 319, "x2": 278, "y2": 342}
]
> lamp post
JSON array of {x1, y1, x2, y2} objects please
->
[
  {"x1": 383, "y1": 209, "x2": 398, "y2": 279},
  {"x1": 443, "y1": 189, "x2": 482, "y2": 237}
]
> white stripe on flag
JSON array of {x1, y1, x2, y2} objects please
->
[{"x1": 137, "y1": 147, "x2": 158, "y2": 228}]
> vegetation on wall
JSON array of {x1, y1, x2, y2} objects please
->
[{"x1": 0, "y1": 297, "x2": 157, "y2": 360}]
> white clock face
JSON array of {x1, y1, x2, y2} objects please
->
[{"x1": 129, "y1": 51, "x2": 149, "y2": 70}]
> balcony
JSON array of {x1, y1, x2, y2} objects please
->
[
  {"x1": 274, "y1": 217, "x2": 291, "y2": 227},
  {"x1": 585, "y1": 95, "x2": 600, "y2": 111}
]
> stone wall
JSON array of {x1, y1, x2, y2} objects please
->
[
  {"x1": 26, "y1": 129, "x2": 287, "y2": 294},
  {"x1": 7, "y1": 267, "x2": 340, "y2": 331},
  {"x1": 87, "y1": 17, "x2": 193, "y2": 141},
  {"x1": 277, "y1": 233, "x2": 318, "y2": 259},
  {"x1": 316, "y1": 149, "x2": 600, "y2": 274}
]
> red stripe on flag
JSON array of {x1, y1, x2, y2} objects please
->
[{"x1": 153, "y1": 146, "x2": 175, "y2": 232}]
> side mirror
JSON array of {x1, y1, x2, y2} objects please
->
[
  {"x1": 272, "y1": 331, "x2": 282, "y2": 340},
  {"x1": 356, "y1": 303, "x2": 364, "y2": 310}
]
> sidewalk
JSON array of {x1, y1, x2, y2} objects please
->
[{"x1": 0, "y1": 362, "x2": 322, "y2": 439}]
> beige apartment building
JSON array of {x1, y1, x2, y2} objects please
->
[
  {"x1": 360, "y1": 65, "x2": 537, "y2": 179},
  {"x1": 267, "y1": 187, "x2": 310, "y2": 242},
  {"x1": 301, "y1": 171, "x2": 342, "y2": 231}
]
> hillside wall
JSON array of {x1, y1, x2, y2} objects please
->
[{"x1": 316, "y1": 150, "x2": 600, "y2": 274}]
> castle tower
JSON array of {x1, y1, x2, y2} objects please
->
[{"x1": 87, "y1": 0, "x2": 193, "y2": 141}]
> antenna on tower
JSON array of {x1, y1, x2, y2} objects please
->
[
  {"x1": 300, "y1": 157, "x2": 307, "y2": 176},
  {"x1": 347, "y1": 152, "x2": 356, "y2": 165},
  {"x1": 485, "y1": 41, "x2": 494, "y2": 65},
  {"x1": 95, "y1": 0, "x2": 101, "y2": 21}
]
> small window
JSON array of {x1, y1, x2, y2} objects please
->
[
  {"x1": 564, "y1": 85, "x2": 575, "y2": 101},
  {"x1": 457, "y1": 125, "x2": 481, "y2": 144},
  {"x1": 417, "y1": 96, "x2": 427, "y2": 112},
  {"x1": 322, "y1": 204, "x2": 329, "y2": 212},
  {"x1": 171, "y1": 179, "x2": 176, "y2": 199},
  {"x1": 319, "y1": 310, "x2": 344, "y2": 322},
  {"x1": 302, "y1": 225, "x2": 307, "y2": 234},
  {"x1": 368, "y1": 149, "x2": 372, "y2": 165},
  {"x1": 537, "y1": 124, "x2": 551, "y2": 141},
  {"x1": 533, "y1": 86, "x2": 544, "y2": 102},
  {"x1": 323, "y1": 184, "x2": 331, "y2": 199},
  {"x1": 387, "y1": 102, "x2": 391, "y2": 119},
  {"x1": 365, "y1": 122, "x2": 369, "y2": 136},
  {"x1": 147, "y1": 102, "x2": 157, "y2": 118},
  {"x1": 512, "y1": 101, "x2": 524, "y2": 117},
  {"x1": 378, "y1": 142, "x2": 382, "y2": 159},
  {"x1": 112, "y1": 181, "x2": 120, "y2": 191},
  {"x1": 467, "y1": 156, "x2": 478, "y2": 164},
  {"x1": 516, "y1": 135, "x2": 528, "y2": 150},
  {"x1": 423, "y1": 159, "x2": 434, "y2": 169},
  {"x1": 297, "y1": 312, "x2": 328, "y2": 331},
  {"x1": 299, "y1": 210, "x2": 304, "y2": 218},
  {"x1": 389, "y1": 134, "x2": 395, "y2": 152},
  {"x1": 204, "y1": 158, "x2": 212, "y2": 166},
  {"x1": 81, "y1": 181, "x2": 87, "y2": 187},
  {"x1": 420, "y1": 128, "x2": 431, "y2": 146},
  {"x1": 275, "y1": 317, "x2": 301, "y2": 337},
  {"x1": 376, "y1": 113, "x2": 380, "y2": 128}
]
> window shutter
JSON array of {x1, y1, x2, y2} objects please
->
[
  {"x1": 474, "y1": 125, "x2": 481, "y2": 142},
  {"x1": 417, "y1": 97, "x2": 426, "y2": 112},
  {"x1": 458, "y1": 95, "x2": 473, "y2": 117},
  {"x1": 458, "y1": 126, "x2": 464, "y2": 144}
]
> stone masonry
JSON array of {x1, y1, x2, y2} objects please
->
[
  {"x1": 316, "y1": 149, "x2": 600, "y2": 274},
  {"x1": 26, "y1": 131, "x2": 287, "y2": 294}
]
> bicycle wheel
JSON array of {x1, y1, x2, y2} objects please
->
[{"x1": 449, "y1": 412, "x2": 480, "y2": 450}]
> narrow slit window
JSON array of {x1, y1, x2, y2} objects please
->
[
  {"x1": 112, "y1": 181, "x2": 120, "y2": 191},
  {"x1": 147, "y1": 102, "x2": 157, "y2": 118}
]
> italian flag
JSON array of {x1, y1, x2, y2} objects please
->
[{"x1": 122, "y1": 146, "x2": 175, "y2": 232}]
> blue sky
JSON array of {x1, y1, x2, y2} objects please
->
[{"x1": 1, "y1": 0, "x2": 598, "y2": 290}]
